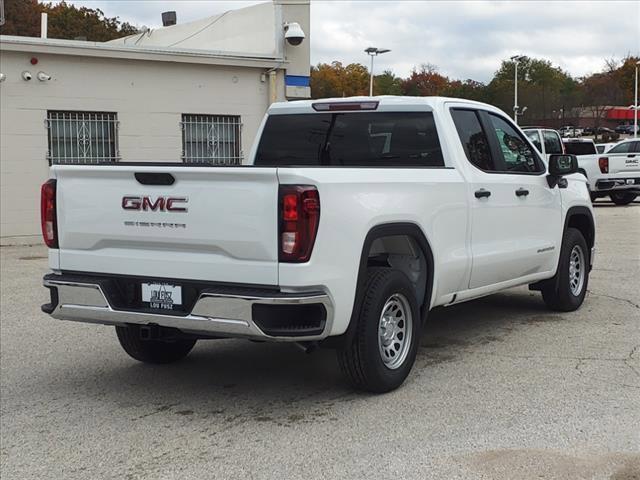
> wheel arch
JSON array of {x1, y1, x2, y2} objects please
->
[
  {"x1": 322, "y1": 222, "x2": 435, "y2": 348},
  {"x1": 564, "y1": 206, "x2": 595, "y2": 265}
]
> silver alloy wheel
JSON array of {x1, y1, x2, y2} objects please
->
[
  {"x1": 378, "y1": 293, "x2": 413, "y2": 370},
  {"x1": 569, "y1": 244, "x2": 586, "y2": 296}
]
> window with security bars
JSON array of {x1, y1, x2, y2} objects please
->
[
  {"x1": 46, "y1": 111, "x2": 119, "y2": 164},
  {"x1": 181, "y1": 114, "x2": 242, "y2": 165}
]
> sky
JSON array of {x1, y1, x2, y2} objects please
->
[{"x1": 50, "y1": 0, "x2": 640, "y2": 83}]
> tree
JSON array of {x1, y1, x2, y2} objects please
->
[
  {"x1": 401, "y1": 64, "x2": 449, "y2": 96},
  {"x1": 374, "y1": 70, "x2": 402, "y2": 96},
  {"x1": 580, "y1": 73, "x2": 618, "y2": 140},
  {"x1": 0, "y1": 0, "x2": 138, "y2": 41},
  {"x1": 310, "y1": 61, "x2": 369, "y2": 99},
  {"x1": 445, "y1": 79, "x2": 487, "y2": 102},
  {"x1": 0, "y1": 0, "x2": 41, "y2": 37}
]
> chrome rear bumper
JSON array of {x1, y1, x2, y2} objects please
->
[{"x1": 43, "y1": 275, "x2": 333, "y2": 342}]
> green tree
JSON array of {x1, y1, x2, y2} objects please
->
[
  {"x1": 0, "y1": 0, "x2": 138, "y2": 41},
  {"x1": 374, "y1": 70, "x2": 402, "y2": 95}
]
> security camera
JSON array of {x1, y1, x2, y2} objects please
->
[
  {"x1": 37, "y1": 71, "x2": 52, "y2": 81},
  {"x1": 284, "y1": 22, "x2": 305, "y2": 46},
  {"x1": 0, "y1": 73, "x2": 6, "y2": 83},
  {"x1": 22, "y1": 71, "x2": 33, "y2": 81}
]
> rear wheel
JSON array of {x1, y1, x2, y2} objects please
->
[
  {"x1": 337, "y1": 268, "x2": 420, "y2": 393},
  {"x1": 541, "y1": 228, "x2": 589, "y2": 312},
  {"x1": 116, "y1": 325, "x2": 196, "y2": 364},
  {"x1": 610, "y1": 192, "x2": 637, "y2": 206}
]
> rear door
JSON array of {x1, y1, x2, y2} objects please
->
[
  {"x1": 53, "y1": 165, "x2": 280, "y2": 285},
  {"x1": 450, "y1": 108, "x2": 562, "y2": 290}
]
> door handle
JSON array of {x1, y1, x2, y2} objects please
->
[
  {"x1": 474, "y1": 188, "x2": 491, "y2": 199},
  {"x1": 515, "y1": 188, "x2": 530, "y2": 197},
  {"x1": 627, "y1": 154, "x2": 636, "y2": 158}
]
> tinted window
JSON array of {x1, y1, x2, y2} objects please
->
[
  {"x1": 563, "y1": 141, "x2": 596, "y2": 155},
  {"x1": 451, "y1": 109, "x2": 495, "y2": 171},
  {"x1": 543, "y1": 130, "x2": 563, "y2": 154},
  {"x1": 255, "y1": 112, "x2": 444, "y2": 167},
  {"x1": 524, "y1": 130, "x2": 542, "y2": 151},
  {"x1": 607, "y1": 141, "x2": 634, "y2": 154},
  {"x1": 488, "y1": 114, "x2": 543, "y2": 173}
]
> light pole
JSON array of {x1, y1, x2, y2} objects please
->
[
  {"x1": 511, "y1": 55, "x2": 525, "y2": 124},
  {"x1": 365, "y1": 47, "x2": 390, "y2": 96},
  {"x1": 634, "y1": 61, "x2": 639, "y2": 139}
]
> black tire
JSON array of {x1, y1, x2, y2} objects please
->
[
  {"x1": 609, "y1": 192, "x2": 637, "y2": 206},
  {"x1": 541, "y1": 228, "x2": 589, "y2": 312},
  {"x1": 115, "y1": 325, "x2": 196, "y2": 364},
  {"x1": 337, "y1": 267, "x2": 421, "y2": 393}
]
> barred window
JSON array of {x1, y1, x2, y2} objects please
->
[
  {"x1": 181, "y1": 114, "x2": 242, "y2": 165},
  {"x1": 46, "y1": 111, "x2": 119, "y2": 164}
]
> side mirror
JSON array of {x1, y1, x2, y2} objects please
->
[
  {"x1": 547, "y1": 154, "x2": 578, "y2": 188},
  {"x1": 549, "y1": 154, "x2": 578, "y2": 175}
]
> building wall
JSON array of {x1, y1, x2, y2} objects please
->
[{"x1": 0, "y1": 50, "x2": 281, "y2": 243}]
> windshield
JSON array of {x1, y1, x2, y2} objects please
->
[{"x1": 255, "y1": 112, "x2": 444, "y2": 167}]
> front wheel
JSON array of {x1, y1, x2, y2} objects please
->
[
  {"x1": 116, "y1": 325, "x2": 196, "y2": 364},
  {"x1": 610, "y1": 192, "x2": 637, "y2": 206},
  {"x1": 541, "y1": 228, "x2": 589, "y2": 312},
  {"x1": 337, "y1": 268, "x2": 421, "y2": 393}
]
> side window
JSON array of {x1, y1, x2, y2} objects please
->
[
  {"x1": 487, "y1": 114, "x2": 544, "y2": 173},
  {"x1": 524, "y1": 130, "x2": 542, "y2": 151},
  {"x1": 543, "y1": 130, "x2": 563, "y2": 155},
  {"x1": 634, "y1": 141, "x2": 640, "y2": 153},
  {"x1": 451, "y1": 109, "x2": 496, "y2": 171},
  {"x1": 608, "y1": 142, "x2": 633, "y2": 154}
]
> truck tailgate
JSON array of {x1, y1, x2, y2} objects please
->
[
  {"x1": 53, "y1": 165, "x2": 279, "y2": 285},
  {"x1": 609, "y1": 154, "x2": 640, "y2": 175}
]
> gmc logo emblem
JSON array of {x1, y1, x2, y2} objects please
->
[{"x1": 122, "y1": 196, "x2": 188, "y2": 212}]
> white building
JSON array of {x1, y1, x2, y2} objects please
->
[{"x1": 0, "y1": 0, "x2": 310, "y2": 244}]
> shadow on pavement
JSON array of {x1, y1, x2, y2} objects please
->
[{"x1": 41, "y1": 288, "x2": 553, "y2": 410}]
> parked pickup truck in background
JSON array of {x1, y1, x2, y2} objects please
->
[
  {"x1": 41, "y1": 97, "x2": 596, "y2": 392},
  {"x1": 522, "y1": 127, "x2": 564, "y2": 162},
  {"x1": 564, "y1": 138, "x2": 640, "y2": 205}
]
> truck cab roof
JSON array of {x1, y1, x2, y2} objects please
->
[{"x1": 267, "y1": 95, "x2": 492, "y2": 115}]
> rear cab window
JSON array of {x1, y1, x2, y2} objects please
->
[
  {"x1": 563, "y1": 141, "x2": 597, "y2": 156},
  {"x1": 255, "y1": 112, "x2": 444, "y2": 167},
  {"x1": 607, "y1": 141, "x2": 638, "y2": 154}
]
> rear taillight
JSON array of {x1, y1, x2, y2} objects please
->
[
  {"x1": 40, "y1": 179, "x2": 58, "y2": 248},
  {"x1": 279, "y1": 185, "x2": 320, "y2": 263},
  {"x1": 598, "y1": 157, "x2": 609, "y2": 174}
]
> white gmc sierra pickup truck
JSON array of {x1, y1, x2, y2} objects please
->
[
  {"x1": 41, "y1": 96, "x2": 596, "y2": 392},
  {"x1": 564, "y1": 138, "x2": 640, "y2": 205}
]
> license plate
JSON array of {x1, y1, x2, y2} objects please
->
[{"x1": 141, "y1": 283, "x2": 182, "y2": 310}]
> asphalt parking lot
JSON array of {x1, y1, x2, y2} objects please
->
[{"x1": 1, "y1": 201, "x2": 639, "y2": 480}]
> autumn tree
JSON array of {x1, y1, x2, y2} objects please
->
[
  {"x1": 400, "y1": 64, "x2": 449, "y2": 96},
  {"x1": 0, "y1": 0, "x2": 138, "y2": 41},
  {"x1": 310, "y1": 62, "x2": 369, "y2": 99},
  {"x1": 0, "y1": 0, "x2": 41, "y2": 37}
]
